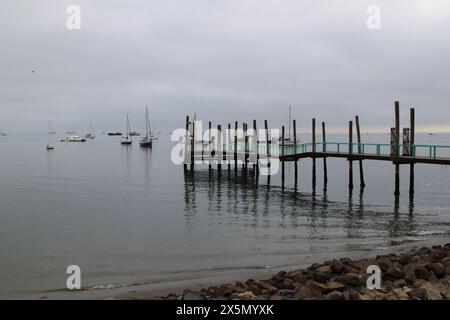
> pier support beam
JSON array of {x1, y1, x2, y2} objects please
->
[
  {"x1": 281, "y1": 126, "x2": 285, "y2": 187},
  {"x1": 409, "y1": 108, "x2": 415, "y2": 195},
  {"x1": 217, "y1": 124, "x2": 222, "y2": 173},
  {"x1": 394, "y1": 101, "x2": 400, "y2": 197},
  {"x1": 265, "y1": 120, "x2": 271, "y2": 184},
  {"x1": 227, "y1": 123, "x2": 231, "y2": 172},
  {"x1": 184, "y1": 115, "x2": 189, "y2": 172},
  {"x1": 322, "y1": 122, "x2": 328, "y2": 187},
  {"x1": 355, "y1": 116, "x2": 366, "y2": 188},
  {"x1": 293, "y1": 119, "x2": 298, "y2": 188},
  {"x1": 208, "y1": 121, "x2": 212, "y2": 172},
  {"x1": 253, "y1": 119, "x2": 258, "y2": 173},
  {"x1": 312, "y1": 118, "x2": 316, "y2": 192},
  {"x1": 234, "y1": 121, "x2": 238, "y2": 171},
  {"x1": 243, "y1": 123, "x2": 248, "y2": 171},
  {"x1": 348, "y1": 120, "x2": 354, "y2": 190}
]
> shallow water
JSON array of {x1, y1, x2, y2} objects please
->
[{"x1": 0, "y1": 133, "x2": 450, "y2": 299}]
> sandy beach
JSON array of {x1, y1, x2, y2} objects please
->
[{"x1": 25, "y1": 238, "x2": 449, "y2": 300}]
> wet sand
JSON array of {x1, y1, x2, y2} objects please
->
[{"x1": 25, "y1": 237, "x2": 449, "y2": 300}]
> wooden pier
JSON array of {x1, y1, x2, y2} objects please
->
[{"x1": 183, "y1": 101, "x2": 450, "y2": 195}]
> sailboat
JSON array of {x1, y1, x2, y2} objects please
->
[
  {"x1": 150, "y1": 120, "x2": 159, "y2": 140},
  {"x1": 85, "y1": 122, "x2": 96, "y2": 139},
  {"x1": 140, "y1": 106, "x2": 153, "y2": 148},
  {"x1": 48, "y1": 121, "x2": 56, "y2": 134},
  {"x1": 120, "y1": 114, "x2": 132, "y2": 145},
  {"x1": 46, "y1": 121, "x2": 55, "y2": 150},
  {"x1": 281, "y1": 106, "x2": 295, "y2": 146}
]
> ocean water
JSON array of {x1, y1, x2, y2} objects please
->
[{"x1": 0, "y1": 132, "x2": 450, "y2": 299}]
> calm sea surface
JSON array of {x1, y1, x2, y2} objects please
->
[{"x1": 1, "y1": 132, "x2": 450, "y2": 298}]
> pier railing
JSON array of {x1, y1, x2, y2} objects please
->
[
  {"x1": 201, "y1": 142, "x2": 450, "y2": 159},
  {"x1": 281, "y1": 142, "x2": 450, "y2": 159}
]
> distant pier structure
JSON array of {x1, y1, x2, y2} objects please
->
[{"x1": 182, "y1": 101, "x2": 450, "y2": 196}]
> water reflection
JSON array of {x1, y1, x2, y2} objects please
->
[{"x1": 183, "y1": 170, "x2": 419, "y2": 242}]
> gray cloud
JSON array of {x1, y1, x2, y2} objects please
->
[{"x1": 1, "y1": 0, "x2": 449, "y2": 133}]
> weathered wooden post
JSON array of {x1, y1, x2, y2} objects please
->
[
  {"x1": 409, "y1": 108, "x2": 415, "y2": 195},
  {"x1": 217, "y1": 124, "x2": 222, "y2": 173},
  {"x1": 243, "y1": 122, "x2": 248, "y2": 171},
  {"x1": 184, "y1": 115, "x2": 189, "y2": 171},
  {"x1": 208, "y1": 121, "x2": 212, "y2": 172},
  {"x1": 191, "y1": 116, "x2": 195, "y2": 171},
  {"x1": 227, "y1": 123, "x2": 231, "y2": 172},
  {"x1": 312, "y1": 118, "x2": 316, "y2": 191},
  {"x1": 348, "y1": 120, "x2": 354, "y2": 190},
  {"x1": 253, "y1": 119, "x2": 258, "y2": 172},
  {"x1": 234, "y1": 121, "x2": 238, "y2": 171},
  {"x1": 293, "y1": 119, "x2": 298, "y2": 185},
  {"x1": 322, "y1": 122, "x2": 328, "y2": 186},
  {"x1": 395, "y1": 101, "x2": 400, "y2": 196},
  {"x1": 281, "y1": 125, "x2": 285, "y2": 185},
  {"x1": 265, "y1": 120, "x2": 270, "y2": 183},
  {"x1": 355, "y1": 116, "x2": 366, "y2": 188},
  {"x1": 264, "y1": 120, "x2": 270, "y2": 170}
]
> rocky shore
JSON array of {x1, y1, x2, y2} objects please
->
[{"x1": 160, "y1": 244, "x2": 450, "y2": 300}]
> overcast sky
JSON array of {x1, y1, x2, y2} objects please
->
[{"x1": 0, "y1": 0, "x2": 449, "y2": 134}]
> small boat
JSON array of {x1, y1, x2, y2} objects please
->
[
  {"x1": 121, "y1": 115, "x2": 133, "y2": 145},
  {"x1": 130, "y1": 131, "x2": 141, "y2": 136},
  {"x1": 108, "y1": 132, "x2": 122, "y2": 136},
  {"x1": 0, "y1": 132, "x2": 7, "y2": 136},
  {"x1": 66, "y1": 131, "x2": 76, "y2": 134},
  {"x1": 85, "y1": 122, "x2": 96, "y2": 139},
  {"x1": 67, "y1": 135, "x2": 86, "y2": 142},
  {"x1": 140, "y1": 106, "x2": 153, "y2": 148},
  {"x1": 46, "y1": 122, "x2": 55, "y2": 150}
]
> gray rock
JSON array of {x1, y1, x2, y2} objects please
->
[{"x1": 325, "y1": 290, "x2": 343, "y2": 300}]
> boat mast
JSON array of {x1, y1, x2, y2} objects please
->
[
  {"x1": 145, "y1": 106, "x2": 149, "y2": 139},
  {"x1": 126, "y1": 114, "x2": 130, "y2": 137},
  {"x1": 288, "y1": 105, "x2": 292, "y2": 140}
]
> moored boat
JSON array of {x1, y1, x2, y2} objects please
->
[
  {"x1": 67, "y1": 135, "x2": 86, "y2": 142},
  {"x1": 120, "y1": 115, "x2": 133, "y2": 145},
  {"x1": 85, "y1": 122, "x2": 96, "y2": 139},
  {"x1": 140, "y1": 106, "x2": 153, "y2": 148}
]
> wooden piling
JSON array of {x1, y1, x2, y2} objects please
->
[
  {"x1": 264, "y1": 120, "x2": 270, "y2": 170},
  {"x1": 349, "y1": 120, "x2": 354, "y2": 190},
  {"x1": 227, "y1": 123, "x2": 231, "y2": 172},
  {"x1": 208, "y1": 121, "x2": 212, "y2": 172},
  {"x1": 355, "y1": 116, "x2": 366, "y2": 188},
  {"x1": 395, "y1": 101, "x2": 400, "y2": 196},
  {"x1": 243, "y1": 122, "x2": 248, "y2": 171},
  {"x1": 281, "y1": 125, "x2": 285, "y2": 184},
  {"x1": 217, "y1": 124, "x2": 222, "y2": 172},
  {"x1": 312, "y1": 118, "x2": 316, "y2": 191},
  {"x1": 184, "y1": 115, "x2": 189, "y2": 171},
  {"x1": 190, "y1": 117, "x2": 195, "y2": 171},
  {"x1": 293, "y1": 119, "x2": 298, "y2": 185},
  {"x1": 253, "y1": 119, "x2": 257, "y2": 172},
  {"x1": 322, "y1": 122, "x2": 328, "y2": 186},
  {"x1": 234, "y1": 121, "x2": 238, "y2": 171},
  {"x1": 409, "y1": 108, "x2": 415, "y2": 194}
]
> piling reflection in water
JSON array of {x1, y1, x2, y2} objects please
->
[{"x1": 183, "y1": 170, "x2": 419, "y2": 243}]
